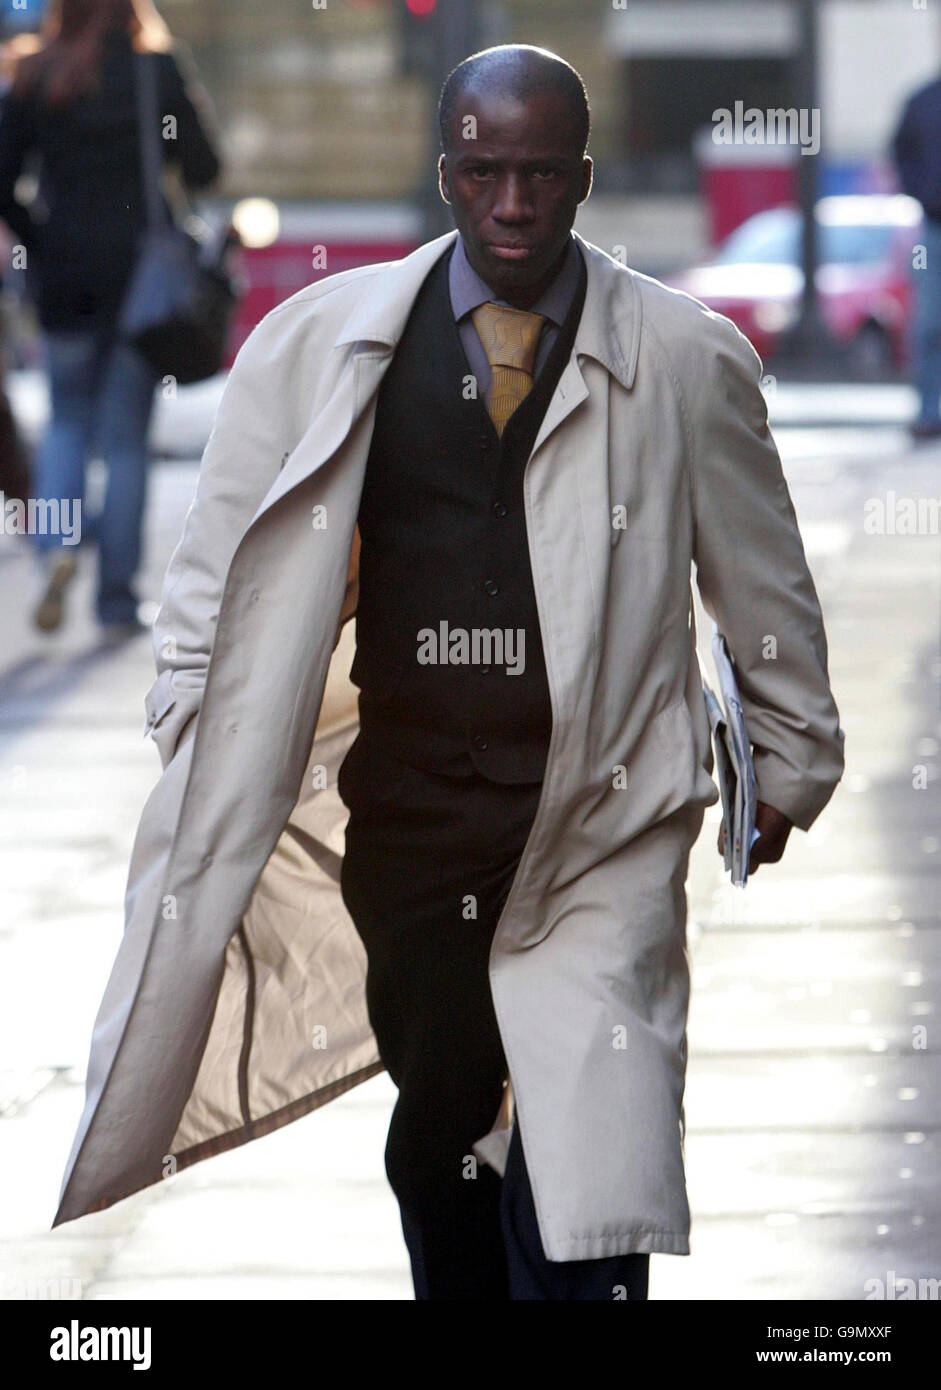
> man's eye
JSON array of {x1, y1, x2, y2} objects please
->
[
  {"x1": 532, "y1": 167, "x2": 558, "y2": 180},
  {"x1": 468, "y1": 166, "x2": 495, "y2": 179}
]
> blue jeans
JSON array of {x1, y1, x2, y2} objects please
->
[
  {"x1": 911, "y1": 217, "x2": 941, "y2": 425},
  {"x1": 31, "y1": 321, "x2": 159, "y2": 624}
]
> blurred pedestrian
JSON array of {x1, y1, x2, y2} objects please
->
[
  {"x1": 0, "y1": 365, "x2": 29, "y2": 502},
  {"x1": 0, "y1": 291, "x2": 30, "y2": 504},
  {"x1": 0, "y1": 0, "x2": 222, "y2": 635},
  {"x1": 892, "y1": 73, "x2": 941, "y2": 440},
  {"x1": 0, "y1": 42, "x2": 33, "y2": 507}
]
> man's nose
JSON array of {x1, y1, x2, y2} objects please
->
[{"x1": 491, "y1": 174, "x2": 534, "y2": 223}]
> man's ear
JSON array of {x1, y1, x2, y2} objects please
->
[
  {"x1": 577, "y1": 156, "x2": 594, "y2": 206},
  {"x1": 438, "y1": 154, "x2": 450, "y2": 205}
]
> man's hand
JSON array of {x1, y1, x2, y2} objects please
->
[{"x1": 717, "y1": 801, "x2": 793, "y2": 876}]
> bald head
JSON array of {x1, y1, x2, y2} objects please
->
[
  {"x1": 435, "y1": 44, "x2": 593, "y2": 309},
  {"x1": 438, "y1": 44, "x2": 590, "y2": 158}
]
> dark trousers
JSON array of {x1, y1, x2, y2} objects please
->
[{"x1": 338, "y1": 731, "x2": 649, "y2": 1301}]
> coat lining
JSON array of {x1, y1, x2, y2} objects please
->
[{"x1": 66, "y1": 1062, "x2": 387, "y2": 1222}]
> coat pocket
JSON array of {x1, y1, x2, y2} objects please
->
[
  {"x1": 610, "y1": 697, "x2": 718, "y2": 838},
  {"x1": 652, "y1": 696, "x2": 719, "y2": 811},
  {"x1": 143, "y1": 668, "x2": 202, "y2": 771},
  {"x1": 143, "y1": 668, "x2": 176, "y2": 735}
]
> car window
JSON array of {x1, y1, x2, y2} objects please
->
[
  {"x1": 715, "y1": 212, "x2": 799, "y2": 264},
  {"x1": 819, "y1": 223, "x2": 893, "y2": 264},
  {"x1": 716, "y1": 210, "x2": 895, "y2": 266}
]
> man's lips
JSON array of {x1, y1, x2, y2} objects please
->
[{"x1": 485, "y1": 242, "x2": 537, "y2": 261}]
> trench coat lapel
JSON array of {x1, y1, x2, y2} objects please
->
[
  {"x1": 528, "y1": 233, "x2": 642, "y2": 456},
  {"x1": 255, "y1": 228, "x2": 644, "y2": 528},
  {"x1": 253, "y1": 233, "x2": 463, "y2": 525}
]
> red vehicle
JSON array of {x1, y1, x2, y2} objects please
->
[
  {"x1": 224, "y1": 201, "x2": 420, "y2": 364},
  {"x1": 667, "y1": 194, "x2": 922, "y2": 376}
]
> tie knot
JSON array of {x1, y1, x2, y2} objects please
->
[{"x1": 470, "y1": 301, "x2": 547, "y2": 374}]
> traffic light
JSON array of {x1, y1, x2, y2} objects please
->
[{"x1": 400, "y1": 0, "x2": 438, "y2": 77}]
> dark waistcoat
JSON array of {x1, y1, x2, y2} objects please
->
[{"x1": 348, "y1": 241, "x2": 587, "y2": 784}]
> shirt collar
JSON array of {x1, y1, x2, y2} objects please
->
[
  {"x1": 334, "y1": 229, "x2": 641, "y2": 391},
  {"x1": 449, "y1": 233, "x2": 582, "y2": 328}
]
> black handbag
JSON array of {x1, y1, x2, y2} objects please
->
[{"x1": 118, "y1": 50, "x2": 240, "y2": 384}]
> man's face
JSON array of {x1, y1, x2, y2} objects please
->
[{"x1": 438, "y1": 87, "x2": 592, "y2": 307}]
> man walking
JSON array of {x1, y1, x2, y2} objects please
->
[{"x1": 54, "y1": 46, "x2": 844, "y2": 1302}]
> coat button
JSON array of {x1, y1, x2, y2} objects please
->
[
  {"x1": 492, "y1": 501, "x2": 507, "y2": 518},
  {"x1": 472, "y1": 733, "x2": 489, "y2": 751},
  {"x1": 483, "y1": 578, "x2": 499, "y2": 596},
  {"x1": 481, "y1": 665, "x2": 490, "y2": 674}
]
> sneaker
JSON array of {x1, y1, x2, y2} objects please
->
[{"x1": 32, "y1": 551, "x2": 78, "y2": 632}]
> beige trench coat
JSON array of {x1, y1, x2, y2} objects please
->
[{"x1": 53, "y1": 230, "x2": 844, "y2": 1260}]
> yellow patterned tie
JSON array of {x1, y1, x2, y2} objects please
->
[{"x1": 470, "y1": 301, "x2": 547, "y2": 438}]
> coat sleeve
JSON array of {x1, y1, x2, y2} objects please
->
[
  {"x1": 890, "y1": 94, "x2": 925, "y2": 208},
  {"x1": 144, "y1": 304, "x2": 361, "y2": 770},
  {"x1": 684, "y1": 310, "x2": 845, "y2": 832},
  {"x1": 145, "y1": 315, "x2": 293, "y2": 770},
  {"x1": 160, "y1": 42, "x2": 222, "y2": 191},
  {"x1": 0, "y1": 89, "x2": 38, "y2": 251}
]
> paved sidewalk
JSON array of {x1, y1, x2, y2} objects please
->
[{"x1": 0, "y1": 393, "x2": 938, "y2": 1300}]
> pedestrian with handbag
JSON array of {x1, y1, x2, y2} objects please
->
[{"x1": 0, "y1": 0, "x2": 223, "y2": 636}]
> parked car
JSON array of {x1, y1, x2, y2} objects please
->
[{"x1": 666, "y1": 194, "x2": 923, "y2": 376}]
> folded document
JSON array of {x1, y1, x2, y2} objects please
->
[{"x1": 702, "y1": 626, "x2": 759, "y2": 887}]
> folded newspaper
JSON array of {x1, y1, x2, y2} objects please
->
[{"x1": 701, "y1": 626, "x2": 760, "y2": 887}]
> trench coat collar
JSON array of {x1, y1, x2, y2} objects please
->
[
  {"x1": 333, "y1": 228, "x2": 641, "y2": 391},
  {"x1": 255, "y1": 228, "x2": 642, "y2": 526}
]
